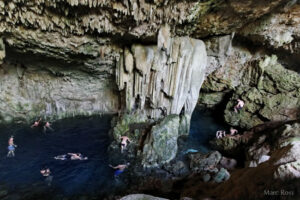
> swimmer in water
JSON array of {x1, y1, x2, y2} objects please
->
[
  {"x1": 31, "y1": 118, "x2": 42, "y2": 128},
  {"x1": 109, "y1": 163, "x2": 130, "y2": 177},
  {"x1": 120, "y1": 136, "x2": 131, "y2": 153},
  {"x1": 40, "y1": 167, "x2": 53, "y2": 186},
  {"x1": 68, "y1": 153, "x2": 88, "y2": 160},
  {"x1": 7, "y1": 136, "x2": 17, "y2": 157},
  {"x1": 43, "y1": 121, "x2": 54, "y2": 133},
  {"x1": 54, "y1": 154, "x2": 67, "y2": 160}
]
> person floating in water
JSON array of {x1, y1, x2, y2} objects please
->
[
  {"x1": 109, "y1": 163, "x2": 130, "y2": 177},
  {"x1": 40, "y1": 167, "x2": 53, "y2": 186},
  {"x1": 234, "y1": 99, "x2": 245, "y2": 113},
  {"x1": 7, "y1": 136, "x2": 17, "y2": 157},
  {"x1": 230, "y1": 127, "x2": 238, "y2": 136},
  {"x1": 68, "y1": 153, "x2": 88, "y2": 160},
  {"x1": 54, "y1": 153, "x2": 88, "y2": 160},
  {"x1": 120, "y1": 136, "x2": 131, "y2": 153},
  {"x1": 43, "y1": 121, "x2": 54, "y2": 133},
  {"x1": 54, "y1": 154, "x2": 67, "y2": 160},
  {"x1": 31, "y1": 118, "x2": 42, "y2": 128}
]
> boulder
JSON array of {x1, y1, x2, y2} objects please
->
[{"x1": 142, "y1": 115, "x2": 180, "y2": 168}]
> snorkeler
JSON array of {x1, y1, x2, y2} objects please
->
[
  {"x1": 40, "y1": 167, "x2": 53, "y2": 186},
  {"x1": 31, "y1": 118, "x2": 42, "y2": 128},
  {"x1": 7, "y1": 136, "x2": 17, "y2": 157},
  {"x1": 43, "y1": 121, "x2": 54, "y2": 133},
  {"x1": 109, "y1": 163, "x2": 130, "y2": 177},
  {"x1": 234, "y1": 99, "x2": 245, "y2": 113},
  {"x1": 120, "y1": 136, "x2": 131, "y2": 153},
  {"x1": 68, "y1": 153, "x2": 88, "y2": 160}
]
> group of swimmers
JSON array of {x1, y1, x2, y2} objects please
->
[
  {"x1": 6, "y1": 117, "x2": 129, "y2": 184},
  {"x1": 31, "y1": 118, "x2": 54, "y2": 133}
]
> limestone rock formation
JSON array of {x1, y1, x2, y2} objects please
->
[
  {"x1": 114, "y1": 26, "x2": 207, "y2": 167},
  {"x1": 241, "y1": 3, "x2": 300, "y2": 54},
  {"x1": 116, "y1": 26, "x2": 207, "y2": 120},
  {"x1": 0, "y1": 54, "x2": 119, "y2": 123},
  {"x1": 246, "y1": 122, "x2": 300, "y2": 181},
  {"x1": 142, "y1": 115, "x2": 180, "y2": 168},
  {"x1": 224, "y1": 55, "x2": 300, "y2": 128}
]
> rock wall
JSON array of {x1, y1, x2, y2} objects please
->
[{"x1": 0, "y1": 50, "x2": 119, "y2": 123}]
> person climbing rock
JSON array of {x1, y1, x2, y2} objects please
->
[
  {"x1": 109, "y1": 163, "x2": 130, "y2": 177},
  {"x1": 234, "y1": 99, "x2": 245, "y2": 113},
  {"x1": 120, "y1": 136, "x2": 131, "y2": 153},
  {"x1": 7, "y1": 136, "x2": 17, "y2": 157},
  {"x1": 43, "y1": 121, "x2": 54, "y2": 133},
  {"x1": 31, "y1": 118, "x2": 42, "y2": 128},
  {"x1": 229, "y1": 127, "x2": 238, "y2": 136}
]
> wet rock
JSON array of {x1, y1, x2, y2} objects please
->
[
  {"x1": 142, "y1": 115, "x2": 180, "y2": 168},
  {"x1": 163, "y1": 160, "x2": 190, "y2": 177},
  {"x1": 188, "y1": 151, "x2": 231, "y2": 183},
  {"x1": 219, "y1": 157, "x2": 237, "y2": 170},
  {"x1": 213, "y1": 168, "x2": 230, "y2": 183}
]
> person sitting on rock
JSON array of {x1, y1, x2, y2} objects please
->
[
  {"x1": 216, "y1": 130, "x2": 226, "y2": 139},
  {"x1": 109, "y1": 163, "x2": 130, "y2": 177},
  {"x1": 234, "y1": 99, "x2": 245, "y2": 113},
  {"x1": 43, "y1": 121, "x2": 54, "y2": 133},
  {"x1": 229, "y1": 127, "x2": 238, "y2": 136},
  {"x1": 7, "y1": 136, "x2": 17, "y2": 157},
  {"x1": 120, "y1": 136, "x2": 131, "y2": 153},
  {"x1": 31, "y1": 118, "x2": 42, "y2": 128}
]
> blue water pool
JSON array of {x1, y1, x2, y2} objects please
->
[{"x1": 0, "y1": 115, "x2": 116, "y2": 198}]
